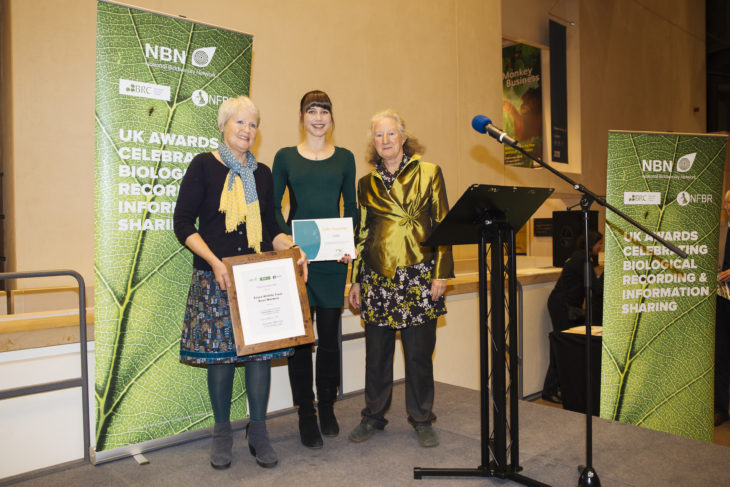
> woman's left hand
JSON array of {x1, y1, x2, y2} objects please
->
[
  {"x1": 272, "y1": 233, "x2": 308, "y2": 282},
  {"x1": 431, "y1": 279, "x2": 447, "y2": 301},
  {"x1": 297, "y1": 248, "x2": 309, "y2": 283},
  {"x1": 337, "y1": 250, "x2": 358, "y2": 264}
]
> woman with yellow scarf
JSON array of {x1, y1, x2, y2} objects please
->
[{"x1": 174, "y1": 96, "x2": 306, "y2": 471}]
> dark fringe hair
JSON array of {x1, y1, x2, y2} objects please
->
[{"x1": 299, "y1": 90, "x2": 334, "y2": 125}]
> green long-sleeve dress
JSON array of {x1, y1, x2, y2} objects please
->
[{"x1": 272, "y1": 146, "x2": 357, "y2": 308}]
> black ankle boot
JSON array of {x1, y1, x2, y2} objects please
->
[
  {"x1": 318, "y1": 403, "x2": 339, "y2": 437},
  {"x1": 298, "y1": 410, "x2": 323, "y2": 448},
  {"x1": 246, "y1": 421, "x2": 278, "y2": 468},
  {"x1": 210, "y1": 422, "x2": 233, "y2": 469}
]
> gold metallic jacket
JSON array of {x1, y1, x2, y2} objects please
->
[{"x1": 351, "y1": 155, "x2": 454, "y2": 282}]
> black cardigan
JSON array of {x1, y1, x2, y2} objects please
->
[{"x1": 173, "y1": 152, "x2": 280, "y2": 271}]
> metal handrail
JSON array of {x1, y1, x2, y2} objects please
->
[{"x1": 0, "y1": 270, "x2": 90, "y2": 463}]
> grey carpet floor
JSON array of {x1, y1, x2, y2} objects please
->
[{"x1": 6, "y1": 382, "x2": 730, "y2": 486}]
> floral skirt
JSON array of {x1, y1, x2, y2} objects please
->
[
  {"x1": 359, "y1": 260, "x2": 446, "y2": 329},
  {"x1": 180, "y1": 269, "x2": 293, "y2": 365}
]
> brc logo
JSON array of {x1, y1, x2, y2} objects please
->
[
  {"x1": 119, "y1": 79, "x2": 170, "y2": 101},
  {"x1": 641, "y1": 152, "x2": 696, "y2": 173},
  {"x1": 624, "y1": 192, "x2": 661, "y2": 205},
  {"x1": 145, "y1": 44, "x2": 216, "y2": 68}
]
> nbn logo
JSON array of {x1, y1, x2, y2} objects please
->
[
  {"x1": 145, "y1": 43, "x2": 186, "y2": 64},
  {"x1": 145, "y1": 44, "x2": 217, "y2": 68},
  {"x1": 641, "y1": 159, "x2": 673, "y2": 172},
  {"x1": 641, "y1": 153, "x2": 696, "y2": 173}
]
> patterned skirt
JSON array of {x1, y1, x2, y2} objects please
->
[
  {"x1": 359, "y1": 260, "x2": 447, "y2": 329},
  {"x1": 180, "y1": 269, "x2": 294, "y2": 365}
]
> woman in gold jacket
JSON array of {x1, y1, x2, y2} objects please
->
[{"x1": 348, "y1": 109, "x2": 453, "y2": 448}]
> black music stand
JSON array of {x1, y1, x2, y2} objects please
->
[{"x1": 414, "y1": 184, "x2": 553, "y2": 486}]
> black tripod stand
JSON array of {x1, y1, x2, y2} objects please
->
[
  {"x1": 414, "y1": 184, "x2": 552, "y2": 486},
  {"x1": 471, "y1": 115, "x2": 687, "y2": 486}
]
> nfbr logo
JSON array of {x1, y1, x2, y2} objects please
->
[
  {"x1": 192, "y1": 89, "x2": 209, "y2": 107},
  {"x1": 192, "y1": 89, "x2": 229, "y2": 107},
  {"x1": 676, "y1": 191, "x2": 712, "y2": 206}
]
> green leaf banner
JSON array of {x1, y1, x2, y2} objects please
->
[
  {"x1": 601, "y1": 131, "x2": 727, "y2": 441},
  {"x1": 94, "y1": 1, "x2": 252, "y2": 452}
]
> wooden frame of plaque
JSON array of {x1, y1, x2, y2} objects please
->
[{"x1": 222, "y1": 248, "x2": 313, "y2": 356}]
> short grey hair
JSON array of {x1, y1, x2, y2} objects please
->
[{"x1": 217, "y1": 95, "x2": 260, "y2": 130}]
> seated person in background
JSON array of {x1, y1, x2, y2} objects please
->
[{"x1": 542, "y1": 231, "x2": 604, "y2": 403}]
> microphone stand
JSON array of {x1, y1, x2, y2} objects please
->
[{"x1": 482, "y1": 129, "x2": 686, "y2": 487}]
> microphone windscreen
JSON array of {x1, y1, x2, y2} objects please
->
[{"x1": 471, "y1": 115, "x2": 492, "y2": 134}]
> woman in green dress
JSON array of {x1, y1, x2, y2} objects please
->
[{"x1": 272, "y1": 90, "x2": 357, "y2": 448}]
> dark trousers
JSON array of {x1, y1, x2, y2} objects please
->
[
  {"x1": 543, "y1": 293, "x2": 574, "y2": 396},
  {"x1": 288, "y1": 307, "x2": 342, "y2": 413},
  {"x1": 362, "y1": 320, "x2": 437, "y2": 429},
  {"x1": 715, "y1": 296, "x2": 730, "y2": 413}
]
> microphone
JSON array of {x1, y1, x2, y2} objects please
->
[{"x1": 471, "y1": 115, "x2": 518, "y2": 147}]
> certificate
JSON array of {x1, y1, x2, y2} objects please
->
[
  {"x1": 223, "y1": 248, "x2": 314, "y2": 356},
  {"x1": 292, "y1": 217, "x2": 356, "y2": 262}
]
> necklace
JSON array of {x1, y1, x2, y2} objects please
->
[{"x1": 299, "y1": 143, "x2": 334, "y2": 161}]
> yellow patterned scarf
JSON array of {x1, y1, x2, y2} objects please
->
[{"x1": 218, "y1": 144, "x2": 263, "y2": 252}]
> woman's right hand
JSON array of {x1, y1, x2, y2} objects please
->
[
  {"x1": 348, "y1": 283, "x2": 361, "y2": 310},
  {"x1": 211, "y1": 258, "x2": 232, "y2": 290},
  {"x1": 183, "y1": 233, "x2": 232, "y2": 289},
  {"x1": 720, "y1": 269, "x2": 730, "y2": 283}
]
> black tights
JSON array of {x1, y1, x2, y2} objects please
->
[
  {"x1": 287, "y1": 307, "x2": 342, "y2": 412},
  {"x1": 208, "y1": 360, "x2": 271, "y2": 423}
]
